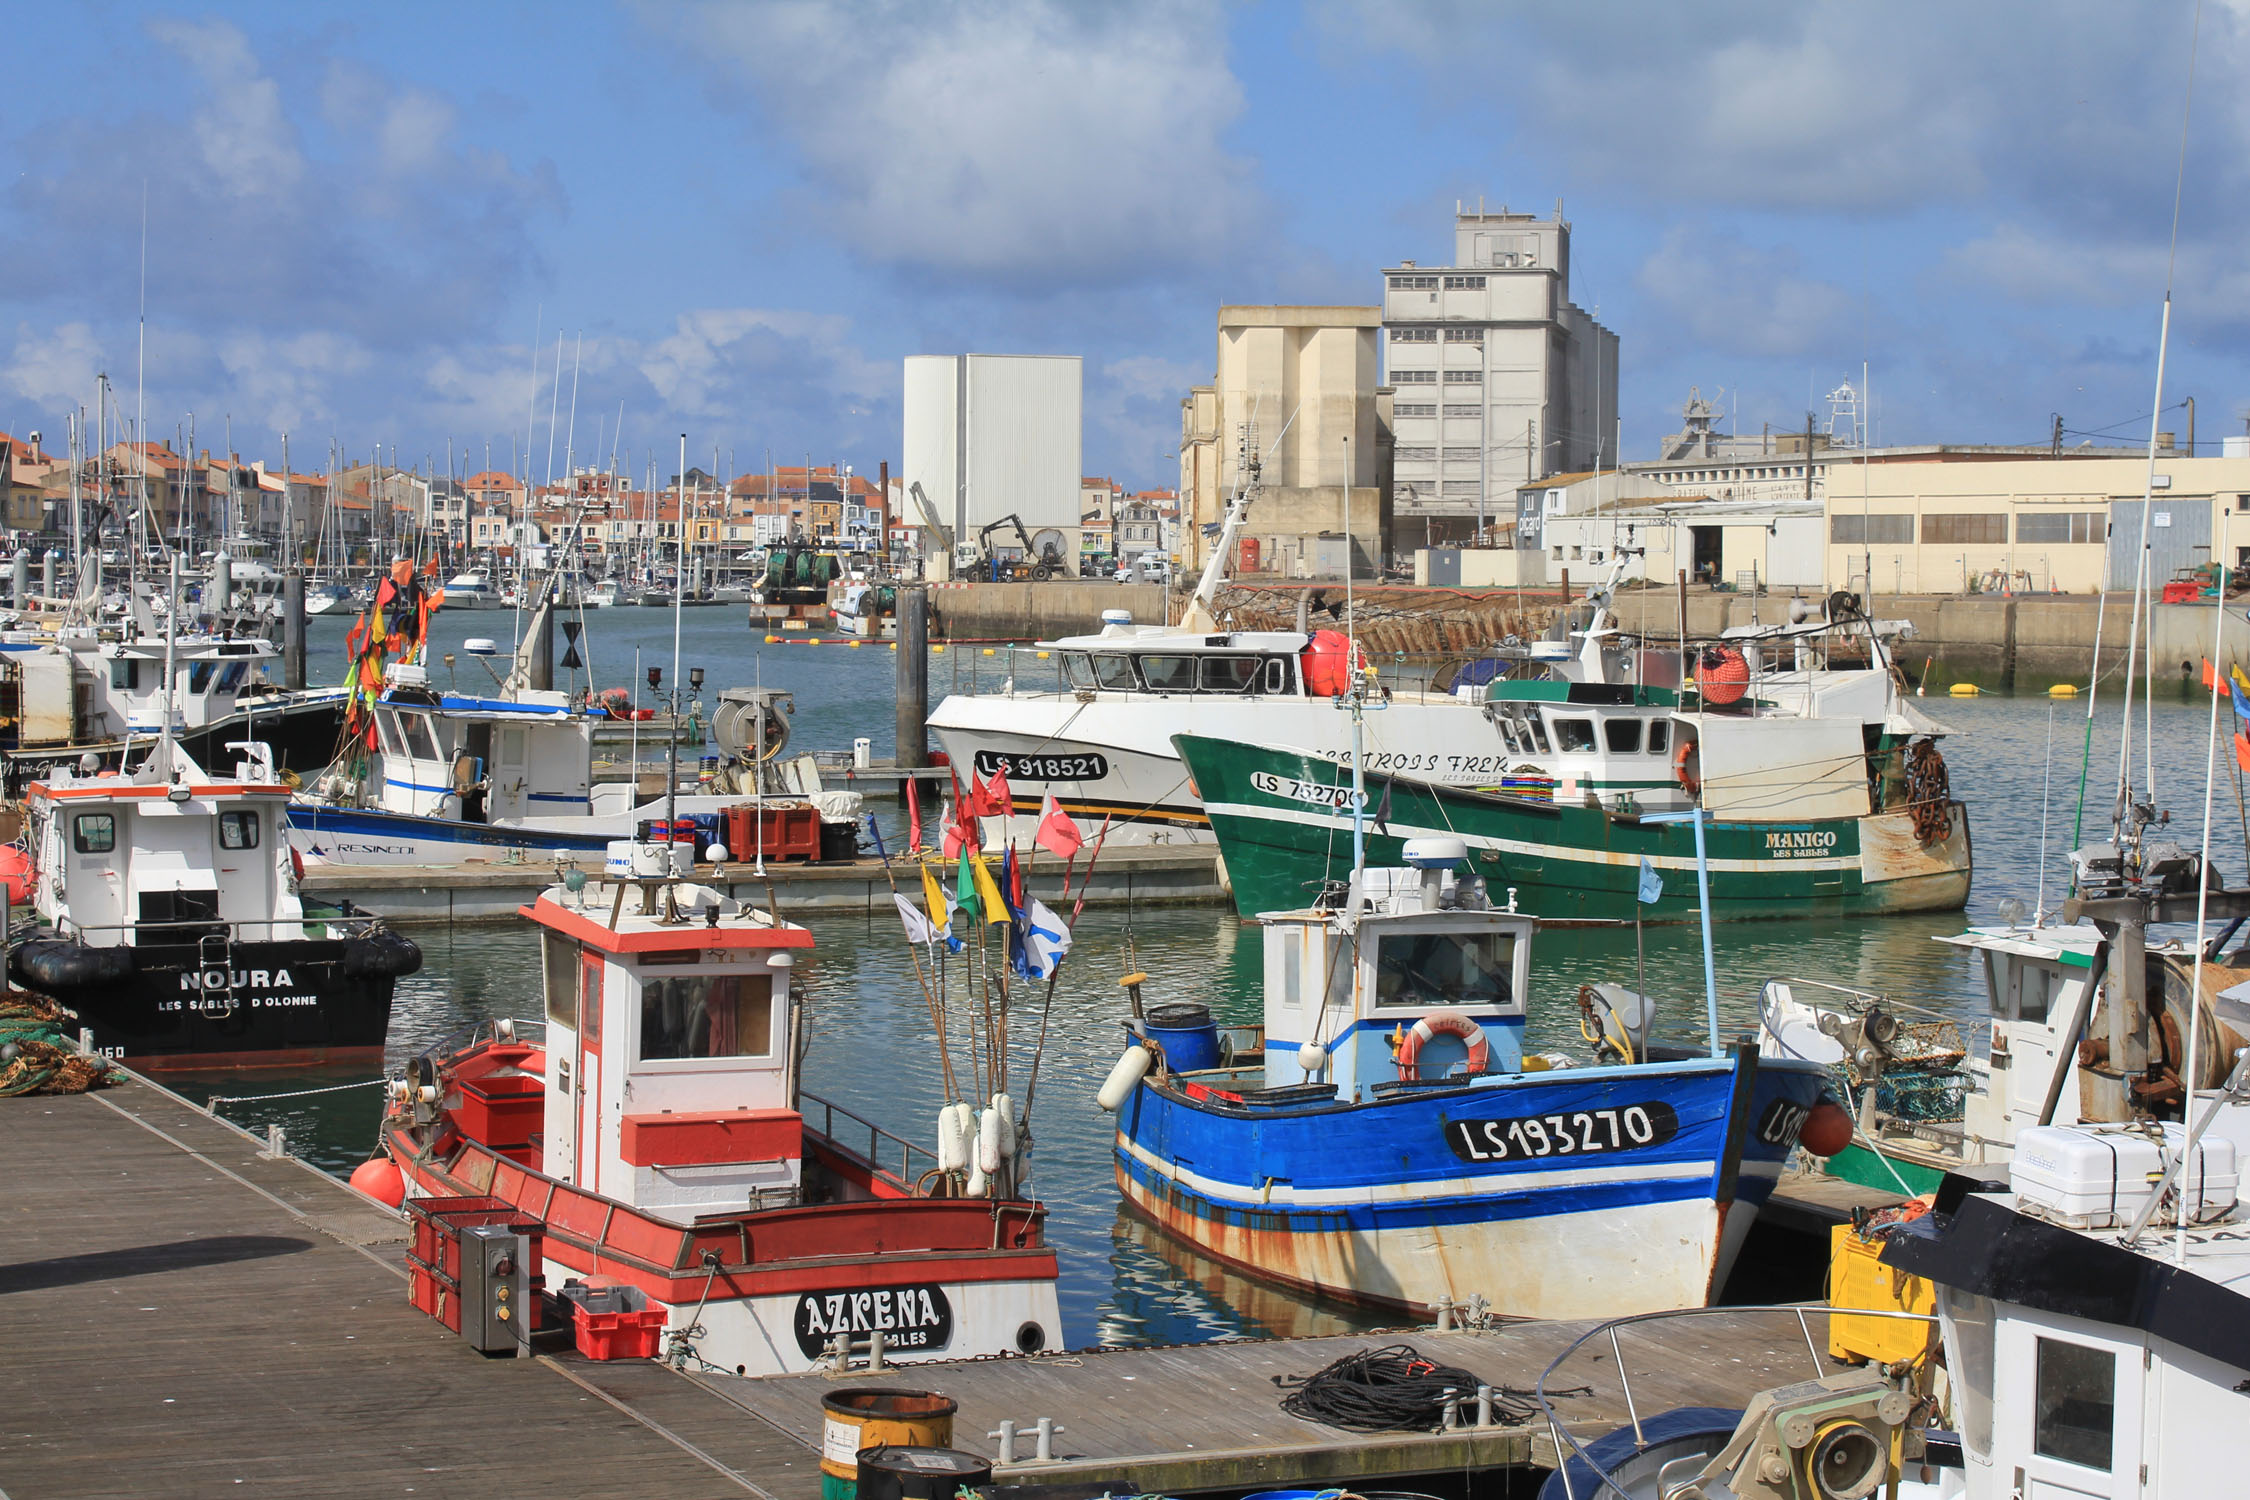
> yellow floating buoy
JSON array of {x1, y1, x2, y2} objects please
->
[
  {"x1": 1036, "y1": 650, "x2": 1050, "y2": 659},
  {"x1": 2049, "y1": 682, "x2": 2079, "y2": 697},
  {"x1": 850, "y1": 641, "x2": 862, "y2": 648},
  {"x1": 764, "y1": 634, "x2": 781, "y2": 643},
  {"x1": 933, "y1": 644, "x2": 947, "y2": 653},
  {"x1": 982, "y1": 648, "x2": 996, "y2": 656},
  {"x1": 889, "y1": 642, "x2": 898, "y2": 651},
  {"x1": 1949, "y1": 683, "x2": 1980, "y2": 697}
]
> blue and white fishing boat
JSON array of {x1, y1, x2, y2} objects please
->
[{"x1": 1099, "y1": 835, "x2": 1833, "y2": 1320}]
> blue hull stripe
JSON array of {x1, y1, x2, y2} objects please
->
[
  {"x1": 291, "y1": 805, "x2": 610, "y2": 853},
  {"x1": 1113, "y1": 1057, "x2": 1825, "y2": 1237}
]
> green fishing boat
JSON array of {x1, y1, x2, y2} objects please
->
[{"x1": 1174, "y1": 700, "x2": 1971, "y2": 922}]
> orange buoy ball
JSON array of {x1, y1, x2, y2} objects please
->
[
  {"x1": 349, "y1": 1155, "x2": 406, "y2": 1207},
  {"x1": 1697, "y1": 645, "x2": 1751, "y2": 705},
  {"x1": 0, "y1": 847, "x2": 32, "y2": 906},
  {"x1": 1798, "y1": 1100, "x2": 1854, "y2": 1157}
]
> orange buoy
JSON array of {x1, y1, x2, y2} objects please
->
[
  {"x1": 0, "y1": 847, "x2": 32, "y2": 906},
  {"x1": 1697, "y1": 646, "x2": 1750, "y2": 705},
  {"x1": 349, "y1": 1155, "x2": 406, "y2": 1207},
  {"x1": 1798, "y1": 1100, "x2": 1855, "y2": 1157}
]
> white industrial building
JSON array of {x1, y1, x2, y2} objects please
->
[
  {"x1": 1382, "y1": 203, "x2": 1619, "y2": 550},
  {"x1": 902, "y1": 354, "x2": 1083, "y2": 575}
]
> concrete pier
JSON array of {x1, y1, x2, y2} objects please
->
[
  {"x1": 302, "y1": 841, "x2": 1225, "y2": 926},
  {"x1": 1, "y1": 1074, "x2": 1876, "y2": 1498}
]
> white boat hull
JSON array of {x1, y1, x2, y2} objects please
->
[{"x1": 928, "y1": 689, "x2": 1510, "y2": 846}]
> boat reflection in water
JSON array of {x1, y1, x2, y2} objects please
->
[{"x1": 1099, "y1": 1203, "x2": 1395, "y2": 1348}]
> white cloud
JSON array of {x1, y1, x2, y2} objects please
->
[
  {"x1": 1633, "y1": 225, "x2": 1857, "y2": 359},
  {"x1": 639, "y1": 309, "x2": 887, "y2": 420},
  {"x1": 146, "y1": 18, "x2": 305, "y2": 198},
  {"x1": 2, "y1": 323, "x2": 105, "y2": 413},
  {"x1": 661, "y1": 0, "x2": 1261, "y2": 283}
]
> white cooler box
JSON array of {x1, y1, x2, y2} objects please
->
[{"x1": 2013, "y1": 1122, "x2": 2238, "y2": 1229}]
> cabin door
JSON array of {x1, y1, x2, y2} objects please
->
[
  {"x1": 1997, "y1": 1318, "x2": 2144, "y2": 1499},
  {"x1": 490, "y1": 725, "x2": 530, "y2": 821},
  {"x1": 575, "y1": 950, "x2": 605, "y2": 1193}
]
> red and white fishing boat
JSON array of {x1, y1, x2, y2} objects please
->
[{"x1": 367, "y1": 855, "x2": 1062, "y2": 1375}]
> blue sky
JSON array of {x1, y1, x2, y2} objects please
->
[{"x1": 2, "y1": 1, "x2": 2244, "y2": 492}]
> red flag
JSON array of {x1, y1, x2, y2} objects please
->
[
  {"x1": 986, "y1": 768, "x2": 1014, "y2": 822},
  {"x1": 1068, "y1": 815, "x2": 1115, "y2": 922},
  {"x1": 952, "y1": 771, "x2": 984, "y2": 854},
  {"x1": 1035, "y1": 794, "x2": 1083, "y2": 861},
  {"x1": 1004, "y1": 841, "x2": 1025, "y2": 909},
  {"x1": 905, "y1": 775, "x2": 923, "y2": 852}
]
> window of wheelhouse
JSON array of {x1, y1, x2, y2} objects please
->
[
  {"x1": 2033, "y1": 1337, "x2": 2115, "y2": 1471},
  {"x1": 401, "y1": 712, "x2": 443, "y2": 761},
  {"x1": 542, "y1": 933, "x2": 580, "y2": 1029},
  {"x1": 1138, "y1": 655, "x2": 1196, "y2": 693},
  {"x1": 1201, "y1": 656, "x2": 1259, "y2": 693},
  {"x1": 1091, "y1": 653, "x2": 1136, "y2": 690},
  {"x1": 1370, "y1": 931, "x2": 1516, "y2": 1011},
  {"x1": 1265, "y1": 656, "x2": 1294, "y2": 694},
  {"x1": 1553, "y1": 717, "x2": 1597, "y2": 753},
  {"x1": 375, "y1": 710, "x2": 407, "y2": 759},
  {"x1": 109, "y1": 658, "x2": 140, "y2": 690},
  {"x1": 1062, "y1": 652, "x2": 1098, "y2": 690},
  {"x1": 1604, "y1": 718, "x2": 1643, "y2": 754},
  {"x1": 72, "y1": 813, "x2": 115, "y2": 854},
  {"x1": 218, "y1": 810, "x2": 260, "y2": 849},
  {"x1": 1647, "y1": 719, "x2": 1670, "y2": 755},
  {"x1": 640, "y1": 973, "x2": 775, "y2": 1061},
  {"x1": 188, "y1": 660, "x2": 217, "y2": 695}
]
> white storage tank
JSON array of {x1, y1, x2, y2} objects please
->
[{"x1": 2013, "y1": 1122, "x2": 2238, "y2": 1229}]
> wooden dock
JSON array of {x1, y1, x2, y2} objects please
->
[
  {"x1": 1, "y1": 1074, "x2": 1878, "y2": 1497},
  {"x1": 303, "y1": 841, "x2": 1227, "y2": 926}
]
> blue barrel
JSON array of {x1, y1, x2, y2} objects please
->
[{"x1": 1144, "y1": 1003, "x2": 1222, "y2": 1072}]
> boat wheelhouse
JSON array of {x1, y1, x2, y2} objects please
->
[
  {"x1": 9, "y1": 737, "x2": 418, "y2": 1068},
  {"x1": 377, "y1": 867, "x2": 1061, "y2": 1375},
  {"x1": 442, "y1": 570, "x2": 509, "y2": 610},
  {"x1": 1104, "y1": 839, "x2": 1832, "y2": 1320}
]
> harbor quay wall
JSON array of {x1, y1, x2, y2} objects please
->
[
  {"x1": 910, "y1": 577, "x2": 2250, "y2": 690},
  {"x1": 925, "y1": 580, "x2": 1167, "y2": 640},
  {"x1": 1209, "y1": 582, "x2": 2250, "y2": 692}
]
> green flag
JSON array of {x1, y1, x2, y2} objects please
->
[{"x1": 955, "y1": 849, "x2": 980, "y2": 923}]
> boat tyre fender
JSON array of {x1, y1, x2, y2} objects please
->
[
  {"x1": 1397, "y1": 1008, "x2": 1490, "y2": 1082},
  {"x1": 11, "y1": 938, "x2": 135, "y2": 995},
  {"x1": 342, "y1": 928, "x2": 424, "y2": 979},
  {"x1": 1672, "y1": 737, "x2": 1700, "y2": 798}
]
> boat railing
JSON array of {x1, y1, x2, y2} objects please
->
[
  {"x1": 801, "y1": 1090, "x2": 939, "y2": 1190},
  {"x1": 49, "y1": 911, "x2": 390, "y2": 944},
  {"x1": 1534, "y1": 1301, "x2": 1943, "y2": 1500}
]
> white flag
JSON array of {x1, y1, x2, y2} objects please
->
[
  {"x1": 1022, "y1": 899, "x2": 1073, "y2": 978},
  {"x1": 894, "y1": 892, "x2": 939, "y2": 946}
]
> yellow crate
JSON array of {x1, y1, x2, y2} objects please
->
[{"x1": 1828, "y1": 1222, "x2": 1937, "y2": 1365}]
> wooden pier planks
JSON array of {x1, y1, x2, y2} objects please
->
[
  {"x1": 0, "y1": 1080, "x2": 816, "y2": 1500},
  {"x1": 707, "y1": 1302, "x2": 1848, "y2": 1489}
]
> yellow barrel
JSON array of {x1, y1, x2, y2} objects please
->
[
  {"x1": 2049, "y1": 682, "x2": 2079, "y2": 697},
  {"x1": 1948, "y1": 683, "x2": 1980, "y2": 697},
  {"x1": 819, "y1": 1389, "x2": 958, "y2": 1497}
]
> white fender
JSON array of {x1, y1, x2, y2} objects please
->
[
  {"x1": 1096, "y1": 1044, "x2": 1152, "y2": 1112},
  {"x1": 976, "y1": 1106, "x2": 1003, "y2": 1175},
  {"x1": 937, "y1": 1102, "x2": 968, "y2": 1173},
  {"x1": 964, "y1": 1158, "x2": 988, "y2": 1197},
  {"x1": 992, "y1": 1092, "x2": 1017, "y2": 1160}
]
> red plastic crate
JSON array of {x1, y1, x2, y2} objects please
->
[{"x1": 573, "y1": 1302, "x2": 667, "y2": 1360}]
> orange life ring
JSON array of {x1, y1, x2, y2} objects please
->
[
  {"x1": 1397, "y1": 1008, "x2": 1490, "y2": 1081},
  {"x1": 1672, "y1": 737, "x2": 1701, "y2": 797}
]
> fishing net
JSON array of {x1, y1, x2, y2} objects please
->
[
  {"x1": 1830, "y1": 1017, "x2": 1968, "y2": 1124},
  {"x1": 0, "y1": 993, "x2": 125, "y2": 1097}
]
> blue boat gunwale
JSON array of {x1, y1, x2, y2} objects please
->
[{"x1": 1148, "y1": 1051, "x2": 1748, "y2": 1121}]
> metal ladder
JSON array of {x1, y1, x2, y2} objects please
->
[{"x1": 191, "y1": 930, "x2": 237, "y2": 1017}]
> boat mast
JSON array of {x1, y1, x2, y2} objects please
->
[{"x1": 666, "y1": 433, "x2": 687, "y2": 845}]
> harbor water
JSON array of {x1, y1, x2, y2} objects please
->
[{"x1": 180, "y1": 606, "x2": 2240, "y2": 1350}]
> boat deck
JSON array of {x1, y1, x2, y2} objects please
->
[{"x1": 1, "y1": 1073, "x2": 1883, "y2": 1497}]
